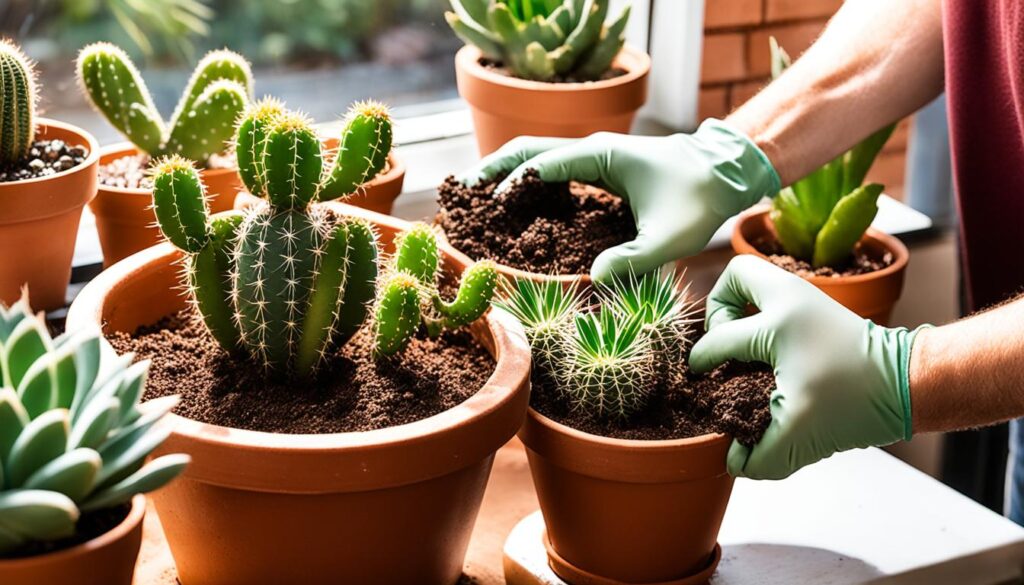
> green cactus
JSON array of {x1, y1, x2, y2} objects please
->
[
  {"x1": 492, "y1": 278, "x2": 580, "y2": 374},
  {"x1": 446, "y1": 0, "x2": 630, "y2": 81},
  {"x1": 766, "y1": 37, "x2": 895, "y2": 267},
  {"x1": 0, "y1": 39, "x2": 37, "y2": 165},
  {"x1": 77, "y1": 43, "x2": 251, "y2": 164},
  {"x1": 599, "y1": 269, "x2": 699, "y2": 361},
  {"x1": 373, "y1": 223, "x2": 498, "y2": 356},
  {"x1": 0, "y1": 294, "x2": 187, "y2": 555},
  {"x1": 152, "y1": 99, "x2": 397, "y2": 374}
]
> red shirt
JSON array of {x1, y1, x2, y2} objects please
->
[{"x1": 945, "y1": 0, "x2": 1024, "y2": 311}]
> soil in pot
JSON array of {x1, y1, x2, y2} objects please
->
[
  {"x1": 0, "y1": 503, "x2": 130, "y2": 560},
  {"x1": 98, "y1": 151, "x2": 236, "y2": 190},
  {"x1": 437, "y1": 170, "x2": 637, "y2": 274},
  {"x1": 0, "y1": 139, "x2": 88, "y2": 183},
  {"x1": 108, "y1": 309, "x2": 495, "y2": 433},
  {"x1": 479, "y1": 57, "x2": 628, "y2": 84},
  {"x1": 754, "y1": 235, "x2": 893, "y2": 279}
]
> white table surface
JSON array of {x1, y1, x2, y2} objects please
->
[{"x1": 505, "y1": 448, "x2": 1024, "y2": 585}]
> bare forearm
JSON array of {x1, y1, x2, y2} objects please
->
[
  {"x1": 726, "y1": 0, "x2": 944, "y2": 186},
  {"x1": 911, "y1": 297, "x2": 1024, "y2": 433}
]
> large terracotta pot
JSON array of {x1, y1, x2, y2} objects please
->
[
  {"x1": 0, "y1": 495, "x2": 145, "y2": 585},
  {"x1": 89, "y1": 143, "x2": 242, "y2": 267},
  {"x1": 519, "y1": 408, "x2": 730, "y2": 584},
  {"x1": 66, "y1": 203, "x2": 531, "y2": 585},
  {"x1": 731, "y1": 206, "x2": 909, "y2": 325},
  {"x1": 0, "y1": 119, "x2": 99, "y2": 311},
  {"x1": 455, "y1": 45, "x2": 651, "y2": 156}
]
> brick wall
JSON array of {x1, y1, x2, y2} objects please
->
[{"x1": 698, "y1": 0, "x2": 910, "y2": 198}]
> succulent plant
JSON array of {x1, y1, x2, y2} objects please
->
[
  {"x1": 77, "y1": 42, "x2": 252, "y2": 164},
  {"x1": 0, "y1": 295, "x2": 187, "y2": 554},
  {"x1": 374, "y1": 222, "x2": 499, "y2": 356},
  {"x1": 0, "y1": 39, "x2": 37, "y2": 165},
  {"x1": 768, "y1": 37, "x2": 895, "y2": 267},
  {"x1": 446, "y1": 0, "x2": 631, "y2": 81},
  {"x1": 498, "y1": 269, "x2": 696, "y2": 419},
  {"x1": 152, "y1": 99, "x2": 399, "y2": 374}
]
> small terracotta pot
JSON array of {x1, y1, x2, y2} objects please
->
[
  {"x1": 89, "y1": 143, "x2": 242, "y2": 267},
  {"x1": 66, "y1": 203, "x2": 530, "y2": 585},
  {"x1": 455, "y1": 45, "x2": 651, "y2": 156},
  {"x1": 519, "y1": 408, "x2": 731, "y2": 584},
  {"x1": 0, "y1": 119, "x2": 99, "y2": 311},
  {"x1": 731, "y1": 206, "x2": 909, "y2": 325},
  {"x1": 233, "y1": 151, "x2": 405, "y2": 215},
  {"x1": 0, "y1": 495, "x2": 145, "y2": 585}
]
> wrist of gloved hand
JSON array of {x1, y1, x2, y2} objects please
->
[{"x1": 692, "y1": 118, "x2": 782, "y2": 215}]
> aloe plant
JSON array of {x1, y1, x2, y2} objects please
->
[
  {"x1": 0, "y1": 295, "x2": 187, "y2": 554},
  {"x1": 0, "y1": 39, "x2": 37, "y2": 165},
  {"x1": 374, "y1": 222, "x2": 498, "y2": 356},
  {"x1": 768, "y1": 37, "x2": 895, "y2": 267},
  {"x1": 446, "y1": 0, "x2": 631, "y2": 81},
  {"x1": 497, "y1": 269, "x2": 696, "y2": 419},
  {"x1": 77, "y1": 42, "x2": 252, "y2": 164}
]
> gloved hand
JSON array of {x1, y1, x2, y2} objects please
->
[
  {"x1": 459, "y1": 119, "x2": 781, "y2": 283},
  {"x1": 689, "y1": 255, "x2": 927, "y2": 480}
]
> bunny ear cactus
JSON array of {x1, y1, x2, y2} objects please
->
[
  {"x1": 77, "y1": 43, "x2": 251, "y2": 164},
  {"x1": 446, "y1": 0, "x2": 631, "y2": 81},
  {"x1": 0, "y1": 39, "x2": 37, "y2": 165},
  {"x1": 0, "y1": 295, "x2": 188, "y2": 554},
  {"x1": 373, "y1": 223, "x2": 498, "y2": 356},
  {"x1": 152, "y1": 99, "x2": 397, "y2": 375},
  {"x1": 767, "y1": 37, "x2": 895, "y2": 267}
]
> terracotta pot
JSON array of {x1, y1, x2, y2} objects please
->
[
  {"x1": 731, "y1": 206, "x2": 909, "y2": 325},
  {"x1": 0, "y1": 495, "x2": 145, "y2": 585},
  {"x1": 519, "y1": 408, "x2": 730, "y2": 584},
  {"x1": 233, "y1": 151, "x2": 405, "y2": 215},
  {"x1": 455, "y1": 45, "x2": 651, "y2": 155},
  {"x1": 66, "y1": 203, "x2": 531, "y2": 585},
  {"x1": 89, "y1": 143, "x2": 242, "y2": 267},
  {"x1": 0, "y1": 119, "x2": 99, "y2": 311}
]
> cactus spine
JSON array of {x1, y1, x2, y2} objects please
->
[
  {"x1": 77, "y1": 43, "x2": 251, "y2": 163},
  {"x1": 153, "y1": 99, "x2": 397, "y2": 374},
  {"x1": 0, "y1": 39, "x2": 37, "y2": 165},
  {"x1": 446, "y1": 0, "x2": 630, "y2": 81},
  {"x1": 374, "y1": 222, "x2": 498, "y2": 356}
]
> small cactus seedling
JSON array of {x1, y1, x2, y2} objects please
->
[
  {"x1": 373, "y1": 222, "x2": 499, "y2": 356},
  {"x1": 446, "y1": 0, "x2": 631, "y2": 81},
  {"x1": 77, "y1": 43, "x2": 252, "y2": 164},
  {"x1": 492, "y1": 278, "x2": 580, "y2": 372},
  {"x1": 152, "y1": 99, "x2": 396, "y2": 374},
  {"x1": 0, "y1": 294, "x2": 187, "y2": 554},
  {"x1": 599, "y1": 269, "x2": 699, "y2": 362},
  {"x1": 0, "y1": 39, "x2": 37, "y2": 165}
]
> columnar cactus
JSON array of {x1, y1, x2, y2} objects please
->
[
  {"x1": 0, "y1": 39, "x2": 37, "y2": 165},
  {"x1": 0, "y1": 295, "x2": 187, "y2": 554},
  {"x1": 152, "y1": 99, "x2": 397, "y2": 374},
  {"x1": 446, "y1": 0, "x2": 631, "y2": 81},
  {"x1": 77, "y1": 43, "x2": 252, "y2": 164},
  {"x1": 374, "y1": 222, "x2": 498, "y2": 356}
]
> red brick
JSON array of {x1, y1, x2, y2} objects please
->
[
  {"x1": 764, "y1": 0, "x2": 842, "y2": 22},
  {"x1": 705, "y1": 0, "x2": 762, "y2": 29},
  {"x1": 699, "y1": 86, "x2": 731, "y2": 120},
  {"x1": 728, "y1": 78, "x2": 769, "y2": 109},
  {"x1": 702, "y1": 33, "x2": 747, "y2": 83},
  {"x1": 747, "y1": 21, "x2": 826, "y2": 76}
]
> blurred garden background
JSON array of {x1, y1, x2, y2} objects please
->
[{"x1": 1, "y1": 0, "x2": 461, "y2": 144}]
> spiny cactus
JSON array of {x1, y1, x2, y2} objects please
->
[
  {"x1": 599, "y1": 269, "x2": 699, "y2": 362},
  {"x1": 0, "y1": 294, "x2": 187, "y2": 554},
  {"x1": 0, "y1": 39, "x2": 37, "y2": 165},
  {"x1": 446, "y1": 0, "x2": 631, "y2": 81},
  {"x1": 374, "y1": 222, "x2": 499, "y2": 356},
  {"x1": 493, "y1": 278, "x2": 579, "y2": 373},
  {"x1": 152, "y1": 99, "x2": 396, "y2": 374},
  {"x1": 77, "y1": 43, "x2": 251, "y2": 164}
]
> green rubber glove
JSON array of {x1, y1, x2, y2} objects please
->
[
  {"x1": 689, "y1": 255, "x2": 926, "y2": 479},
  {"x1": 459, "y1": 119, "x2": 781, "y2": 283}
]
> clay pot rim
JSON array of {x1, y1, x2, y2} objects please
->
[
  {"x1": 0, "y1": 118, "x2": 100, "y2": 188},
  {"x1": 456, "y1": 44, "x2": 651, "y2": 94},
  {"x1": 67, "y1": 202, "x2": 532, "y2": 454},
  {"x1": 526, "y1": 404, "x2": 730, "y2": 451},
  {"x1": 732, "y1": 205, "x2": 910, "y2": 286},
  {"x1": 0, "y1": 494, "x2": 144, "y2": 570}
]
